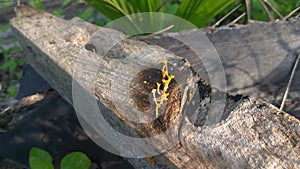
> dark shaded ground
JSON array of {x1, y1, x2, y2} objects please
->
[{"x1": 0, "y1": 89, "x2": 134, "y2": 169}]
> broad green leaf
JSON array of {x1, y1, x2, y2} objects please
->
[
  {"x1": 85, "y1": 0, "x2": 166, "y2": 34},
  {"x1": 60, "y1": 152, "x2": 91, "y2": 169},
  {"x1": 175, "y1": 0, "x2": 235, "y2": 27},
  {"x1": 85, "y1": 0, "x2": 235, "y2": 29},
  {"x1": 29, "y1": 157, "x2": 54, "y2": 169},
  {"x1": 175, "y1": 0, "x2": 205, "y2": 21},
  {"x1": 29, "y1": 147, "x2": 54, "y2": 169},
  {"x1": 164, "y1": 2, "x2": 180, "y2": 15},
  {"x1": 85, "y1": 0, "x2": 165, "y2": 20}
]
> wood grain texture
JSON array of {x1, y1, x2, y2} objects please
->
[
  {"x1": 140, "y1": 19, "x2": 300, "y2": 119},
  {"x1": 10, "y1": 5, "x2": 300, "y2": 169}
]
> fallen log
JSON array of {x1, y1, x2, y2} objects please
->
[
  {"x1": 140, "y1": 17, "x2": 300, "y2": 118},
  {"x1": 10, "y1": 5, "x2": 300, "y2": 169}
]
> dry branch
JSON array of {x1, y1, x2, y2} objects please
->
[{"x1": 10, "y1": 5, "x2": 300, "y2": 169}]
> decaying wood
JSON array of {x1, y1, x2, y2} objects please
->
[
  {"x1": 10, "y1": 5, "x2": 300, "y2": 169},
  {"x1": 140, "y1": 18, "x2": 300, "y2": 118}
]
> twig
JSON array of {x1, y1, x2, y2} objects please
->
[
  {"x1": 228, "y1": 12, "x2": 246, "y2": 26},
  {"x1": 263, "y1": 0, "x2": 283, "y2": 19},
  {"x1": 258, "y1": 0, "x2": 274, "y2": 21},
  {"x1": 148, "y1": 25, "x2": 174, "y2": 37},
  {"x1": 283, "y1": 6, "x2": 300, "y2": 20},
  {"x1": 213, "y1": 4, "x2": 242, "y2": 28},
  {"x1": 245, "y1": 0, "x2": 251, "y2": 23},
  {"x1": 280, "y1": 54, "x2": 300, "y2": 111}
]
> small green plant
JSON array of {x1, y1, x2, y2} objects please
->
[
  {"x1": 5, "y1": 82, "x2": 18, "y2": 98},
  {"x1": 29, "y1": 147, "x2": 91, "y2": 169},
  {"x1": 85, "y1": 0, "x2": 300, "y2": 29},
  {"x1": 84, "y1": 0, "x2": 236, "y2": 28},
  {"x1": 0, "y1": 46, "x2": 24, "y2": 74},
  {"x1": 0, "y1": 24, "x2": 25, "y2": 98}
]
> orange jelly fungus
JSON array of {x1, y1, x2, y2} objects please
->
[{"x1": 151, "y1": 60, "x2": 174, "y2": 118}]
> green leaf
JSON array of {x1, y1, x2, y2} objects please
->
[
  {"x1": 92, "y1": 15, "x2": 108, "y2": 26},
  {"x1": 16, "y1": 72, "x2": 23, "y2": 79},
  {"x1": 29, "y1": 157, "x2": 54, "y2": 169},
  {"x1": 0, "y1": 56, "x2": 25, "y2": 74},
  {"x1": 7, "y1": 60, "x2": 17, "y2": 74},
  {"x1": 53, "y1": 8, "x2": 65, "y2": 16},
  {"x1": 16, "y1": 57, "x2": 26, "y2": 66},
  {"x1": 63, "y1": 0, "x2": 72, "y2": 6},
  {"x1": 29, "y1": 147, "x2": 54, "y2": 169},
  {"x1": 85, "y1": 0, "x2": 167, "y2": 34},
  {"x1": 0, "y1": 24, "x2": 10, "y2": 32},
  {"x1": 175, "y1": 0, "x2": 205, "y2": 21},
  {"x1": 79, "y1": 8, "x2": 94, "y2": 21},
  {"x1": 175, "y1": 0, "x2": 236, "y2": 27},
  {"x1": 61, "y1": 152, "x2": 91, "y2": 169},
  {"x1": 85, "y1": 0, "x2": 165, "y2": 21},
  {"x1": 0, "y1": 61, "x2": 10, "y2": 70},
  {"x1": 29, "y1": 0, "x2": 45, "y2": 10},
  {"x1": 7, "y1": 46, "x2": 22, "y2": 54},
  {"x1": 164, "y1": 2, "x2": 180, "y2": 15},
  {"x1": 251, "y1": 0, "x2": 269, "y2": 21}
]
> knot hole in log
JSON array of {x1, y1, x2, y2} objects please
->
[{"x1": 129, "y1": 68, "x2": 181, "y2": 135}]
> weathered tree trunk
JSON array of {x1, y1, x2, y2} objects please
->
[
  {"x1": 141, "y1": 18, "x2": 300, "y2": 118},
  {"x1": 10, "y1": 5, "x2": 300, "y2": 169}
]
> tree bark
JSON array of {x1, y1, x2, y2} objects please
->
[
  {"x1": 10, "y1": 5, "x2": 300, "y2": 169},
  {"x1": 140, "y1": 18, "x2": 300, "y2": 119}
]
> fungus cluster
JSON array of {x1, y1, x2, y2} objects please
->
[{"x1": 151, "y1": 60, "x2": 174, "y2": 118}]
